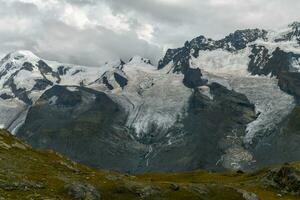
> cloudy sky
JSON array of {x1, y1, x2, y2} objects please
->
[{"x1": 0, "y1": 0, "x2": 299, "y2": 66}]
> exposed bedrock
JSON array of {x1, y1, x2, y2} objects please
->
[{"x1": 17, "y1": 82, "x2": 256, "y2": 173}]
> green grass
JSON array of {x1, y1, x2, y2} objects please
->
[{"x1": 0, "y1": 129, "x2": 299, "y2": 200}]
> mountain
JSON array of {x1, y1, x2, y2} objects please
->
[
  {"x1": 1, "y1": 128, "x2": 300, "y2": 200},
  {"x1": 156, "y1": 22, "x2": 300, "y2": 169},
  {"x1": 0, "y1": 50, "x2": 122, "y2": 133},
  {"x1": 8, "y1": 52, "x2": 257, "y2": 173},
  {"x1": 1, "y1": 22, "x2": 300, "y2": 173}
]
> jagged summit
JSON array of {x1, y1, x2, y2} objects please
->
[
  {"x1": 158, "y1": 28, "x2": 267, "y2": 73},
  {"x1": 0, "y1": 50, "x2": 39, "y2": 66},
  {"x1": 128, "y1": 56, "x2": 153, "y2": 66},
  {"x1": 3, "y1": 50, "x2": 39, "y2": 59},
  {"x1": 288, "y1": 21, "x2": 300, "y2": 28},
  {"x1": 0, "y1": 51, "x2": 128, "y2": 133}
]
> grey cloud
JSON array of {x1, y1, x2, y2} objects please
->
[
  {"x1": 0, "y1": 0, "x2": 299, "y2": 66},
  {"x1": 0, "y1": 0, "x2": 161, "y2": 66},
  {"x1": 34, "y1": 20, "x2": 162, "y2": 66},
  {"x1": 104, "y1": 0, "x2": 300, "y2": 42}
]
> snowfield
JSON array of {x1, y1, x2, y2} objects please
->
[
  {"x1": 100, "y1": 56, "x2": 193, "y2": 139},
  {"x1": 0, "y1": 52, "x2": 193, "y2": 139}
]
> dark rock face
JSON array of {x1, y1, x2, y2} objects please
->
[
  {"x1": 72, "y1": 69, "x2": 83, "y2": 76},
  {"x1": 114, "y1": 72, "x2": 128, "y2": 89},
  {"x1": 17, "y1": 85, "x2": 146, "y2": 172},
  {"x1": 0, "y1": 93, "x2": 13, "y2": 100},
  {"x1": 221, "y1": 29, "x2": 267, "y2": 51},
  {"x1": 278, "y1": 72, "x2": 300, "y2": 101},
  {"x1": 57, "y1": 66, "x2": 70, "y2": 76},
  {"x1": 158, "y1": 41, "x2": 191, "y2": 73},
  {"x1": 37, "y1": 60, "x2": 61, "y2": 83},
  {"x1": 22, "y1": 62, "x2": 34, "y2": 71},
  {"x1": 99, "y1": 70, "x2": 128, "y2": 90},
  {"x1": 102, "y1": 76, "x2": 114, "y2": 90},
  {"x1": 32, "y1": 79, "x2": 53, "y2": 91},
  {"x1": 251, "y1": 106, "x2": 300, "y2": 168},
  {"x1": 183, "y1": 68, "x2": 207, "y2": 88},
  {"x1": 143, "y1": 83, "x2": 256, "y2": 172},
  {"x1": 41, "y1": 86, "x2": 82, "y2": 107},
  {"x1": 248, "y1": 45, "x2": 271, "y2": 75},
  {"x1": 158, "y1": 29, "x2": 267, "y2": 71},
  {"x1": 248, "y1": 47, "x2": 300, "y2": 76},
  {"x1": 37, "y1": 60, "x2": 54, "y2": 74}
]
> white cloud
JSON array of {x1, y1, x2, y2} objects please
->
[
  {"x1": 15, "y1": 0, "x2": 59, "y2": 10},
  {"x1": 98, "y1": 9, "x2": 130, "y2": 32},
  {"x1": 0, "y1": 17, "x2": 33, "y2": 33},
  {"x1": 137, "y1": 24, "x2": 154, "y2": 43},
  {"x1": 60, "y1": 5, "x2": 89, "y2": 29}
]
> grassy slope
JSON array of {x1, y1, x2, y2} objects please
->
[{"x1": 0, "y1": 129, "x2": 298, "y2": 200}]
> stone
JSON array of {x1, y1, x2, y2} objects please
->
[
  {"x1": 169, "y1": 183, "x2": 180, "y2": 191},
  {"x1": 64, "y1": 182, "x2": 101, "y2": 200},
  {"x1": 237, "y1": 189, "x2": 260, "y2": 200},
  {"x1": 264, "y1": 165, "x2": 300, "y2": 194}
]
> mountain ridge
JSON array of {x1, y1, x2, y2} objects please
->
[{"x1": 1, "y1": 22, "x2": 300, "y2": 173}]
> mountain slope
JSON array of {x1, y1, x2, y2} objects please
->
[
  {"x1": 157, "y1": 22, "x2": 300, "y2": 170},
  {"x1": 17, "y1": 85, "x2": 145, "y2": 172},
  {"x1": 2, "y1": 22, "x2": 300, "y2": 173},
  {"x1": 17, "y1": 83, "x2": 256, "y2": 172},
  {"x1": 0, "y1": 50, "x2": 123, "y2": 133},
  {"x1": 1, "y1": 129, "x2": 300, "y2": 200}
]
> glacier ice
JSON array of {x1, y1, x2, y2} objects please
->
[{"x1": 191, "y1": 47, "x2": 296, "y2": 144}]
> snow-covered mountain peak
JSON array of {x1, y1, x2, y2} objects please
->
[
  {"x1": 0, "y1": 50, "x2": 39, "y2": 67},
  {"x1": 265, "y1": 22, "x2": 300, "y2": 44},
  {"x1": 128, "y1": 56, "x2": 152, "y2": 65},
  {"x1": 123, "y1": 56, "x2": 156, "y2": 75},
  {"x1": 102, "y1": 59, "x2": 125, "y2": 69},
  {"x1": 0, "y1": 51, "x2": 128, "y2": 133},
  {"x1": 4, "y1": 50, "x2": 38, "y2": 60}
]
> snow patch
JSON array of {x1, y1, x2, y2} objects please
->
[
  {"x1": 66, "y1": 86, "x2": 79, "y2": 92},
  {"x1": 190, "y1": 48, "x2": 251, "y2": 77},
  {"x1": 291, "y1": 57, "x2": 300, "y2": 72},
  {"x1": 14, "y1": 70, "x2": 40, "y2": 91},
  {"x1": 48, "y1": 96, "x2": 58, "y2": 105},
  {"x1": 198, "y1": 85, "x2": 213, "y2": 100}
]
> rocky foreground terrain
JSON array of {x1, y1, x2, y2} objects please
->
[{"x1": 0, "y1": 129, "x2": 300, "y2": 200}]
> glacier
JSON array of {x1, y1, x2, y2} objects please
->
[{"x1": 191, "y1": 47, "x2": 295, "y2": 144}]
